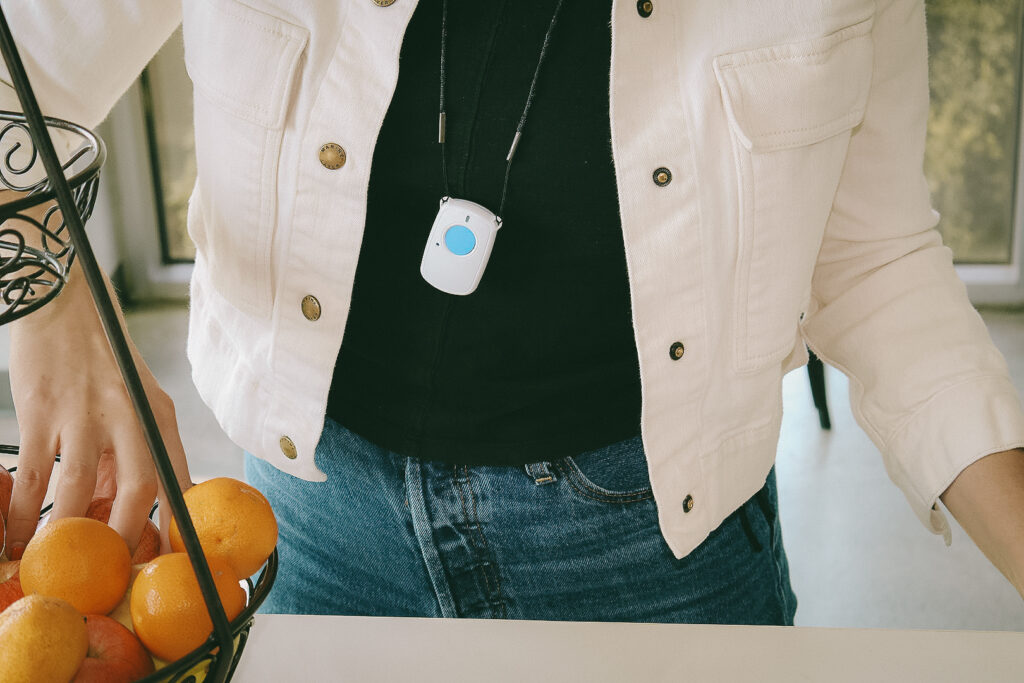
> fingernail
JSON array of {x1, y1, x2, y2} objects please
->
[{"x1": 8, "y1": 543, "x2": 25, "y2": 560}]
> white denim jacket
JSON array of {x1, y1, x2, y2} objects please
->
[{"x1": 3, "y1": 0, "x2": 1023, "y2": 560}]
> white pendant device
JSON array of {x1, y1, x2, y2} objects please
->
[
  {"x1": 420, "y1": 196, "x2": 501, "y2": 296},
  {"x1": 424, "y1": 0, "x2": 564, "y2": 295}
]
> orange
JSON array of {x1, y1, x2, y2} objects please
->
[
  {"x1": 130, "y1": 552, "x2": 246, "y2": 662},
  {"x1": 169, "y1": 477, "x2": 278, "y2": 578},
  {"x1": 0, "y1": 594, "x2": 89, "y2": 682},
  {"x1": 20, "y1": 517, "x2": 131, "y2": 615}
]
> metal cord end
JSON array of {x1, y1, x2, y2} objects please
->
[
  {"x1": 438, "y1": 112, "x2": 446, "y2": 143},
  {"x1": 506, "y1": 131, "x2": 521, "y2": 162}
]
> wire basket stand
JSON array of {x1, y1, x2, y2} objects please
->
[{"x1": 0, "y1": 8, "x2": 275, "y2": 683}]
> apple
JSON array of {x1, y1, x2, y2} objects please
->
[
  {"x1": 0, "y1": 560, "x2": 17, "y2": 583},
  {"x1": 85, "y1": 497, "x2": 160, "y2": 563},
  {"x1": 0, "y1": 564, "x2": 23, "y2": 613},
  {"x1": 72, "y1": 614, "x2": 154, "y2": 683},
  {"x1": 131, "y1": 521, "x2": 160, "y2": 564},
  {"x1": 0, "y1": 466, "x2": 12, "y2": 522},
  {"x1": 85, "y1": 497, "x2": 113, "y2": 524}
]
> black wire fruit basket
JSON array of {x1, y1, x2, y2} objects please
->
[
  {"x1": 0, "y1": 113, "x2": 99, "y2": 324},
  {"x1": 1, "y1": 450, "x2": 278, "y2": 683},
  {"x1": 0, "y1": 9, "x2": 274, "y2": 683}
]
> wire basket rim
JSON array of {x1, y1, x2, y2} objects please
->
[{"x1": 0, "y1": 111, "x2": 106, "y2": 214}]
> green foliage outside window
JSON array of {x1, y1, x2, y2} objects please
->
[{"x1": 924, "y1": 0, "x2": 1022, "y2": 264}]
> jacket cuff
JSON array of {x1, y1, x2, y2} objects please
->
[{"x1": 887, "y1": 374, "x2": 1024, "y2": 545}]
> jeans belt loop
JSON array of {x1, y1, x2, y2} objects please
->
[{"x1": 525, "y1": 461, "x2": 557, "y2": 485}]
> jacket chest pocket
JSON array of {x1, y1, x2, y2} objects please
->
[
  {"x1": 182, "y1": 0, "x2": 308, "y2": 317},
  {"x1": 714, "y1": 17, "x2": 873, "y2": 373}
]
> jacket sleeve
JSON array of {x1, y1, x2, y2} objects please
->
[
  {"x1": 0, "y1": 2, "x2": 181, "y2": 180},
  {"x1": 800, "y1": 0, "x2": 1024, "y2": 543}
]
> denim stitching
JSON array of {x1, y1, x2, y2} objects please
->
[
  {"x1": 524, "y1": 461, "x2": 556, "y2": 485},
  {"x1": 453, "y1": 465, "x2": 507, "y2": 618},
  {"x1": 451, "y1": 467, "x2": 494, "y2": 601},
  {"x1": 559, "y1": 459, "x2": 654, "y2": 500},
  {"x1": 462, "y1": 465, "x2": 508, "y2": 618},
  {"x1": 555, "y1": 463, "x2": 654, "y2": 504}
]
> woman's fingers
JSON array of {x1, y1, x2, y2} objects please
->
[
  {"x1": 107, "y1": 426, "x2": 158, "y2": 556},
  {"x1": 5, "y1": 430, "x2": 57, "y2": 559},
  {"x1": 151, "y1": 395, "x2": 193, "y2": 554},
  {"x1": 108, "y1": 389, "x2": 191, "y2": 555},
  {"x1": 48, "y1": 428, "x2": 102, "y2": 522}
]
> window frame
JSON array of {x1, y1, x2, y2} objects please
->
[{"x1": 101, "y1": 81, "x2": 191, "y2": 302}]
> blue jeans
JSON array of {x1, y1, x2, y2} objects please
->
[{"x1": 244, "y1": 418, "x2": 797, "y2": 624}]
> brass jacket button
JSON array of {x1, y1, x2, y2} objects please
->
[
  {"x1": 280, "y1": 436, "x2": 298, "y2": 459},
  {"x1": 372, "y1": 0, "x2": 398, "y2": 6},
  {"x1": 683, "y1": 494, "x2": 694, "y2": 513},
  {"x1": 637, "y1": 0, "x2": 653, "y2": 17},
  {"x1": 301, "y1": 295, "x2": 321, "y2": 321},
  {"x1": 319, "y1": 143, "x2": 347, "y2": 170},
  {"x1": 669, "y1": 341, "x2": 685, "y2": 360},
  {"x1": 653, "y1": 167, "x2": 672, "y2": 186}
]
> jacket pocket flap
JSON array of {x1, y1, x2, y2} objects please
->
[
  {"x1": 713, "y1": 17, "x2": 874, "y2": 152},
  {"x1": 183, "y1": 0, "x2": 308, "y2": 129}
]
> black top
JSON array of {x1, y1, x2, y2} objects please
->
[{"x1": 327, "y1": 0, "x2": 642, "y2": 466}]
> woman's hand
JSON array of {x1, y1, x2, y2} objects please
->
[{"x1": 5, "y1": 255, "x2": 192, "y2": 558}]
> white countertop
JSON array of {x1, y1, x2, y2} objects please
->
[{"x1": 232, "y1": 614, "x2": 1024, "y2": 682}]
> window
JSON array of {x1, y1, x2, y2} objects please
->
[
  {"x1": 139, "y1": 28, "x2": 196, "y2": 264},
  {"x1": 925, "y1": 0, "x2": 1024, "y2": 303},
  {"x1": 105, "y1": 8, "x2": 1024, "y2": 304}
]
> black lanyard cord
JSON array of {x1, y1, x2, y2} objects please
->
[{"x1": 438, "y1": 0, "x2": 567, "y2": 220}]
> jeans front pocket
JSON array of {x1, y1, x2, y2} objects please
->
[{"x1": 554, "y1": 435, "x2": 653, "y2": 505}]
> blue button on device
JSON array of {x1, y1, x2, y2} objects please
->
[{"x1": 444, "y1": 225, "x2": 476, "y2": 256}]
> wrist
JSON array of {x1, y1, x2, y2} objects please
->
[{"x1": 11, "y1": 260, "x2": 117, "y2": 334}]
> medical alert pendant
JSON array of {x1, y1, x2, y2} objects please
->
[
  {"x1": 420, "y1": 196, "x2": 502, "y2": 295},
  {"x1": 425, "y1": 0, "x2": 561, "y2": 294}
]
